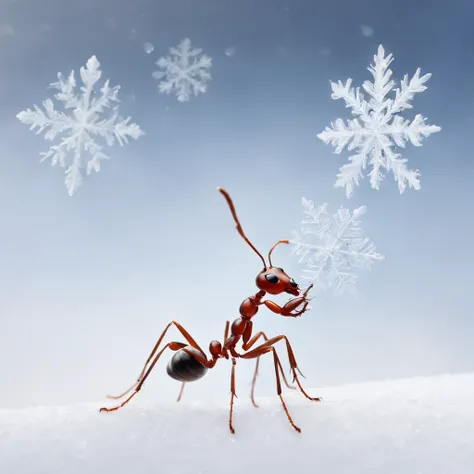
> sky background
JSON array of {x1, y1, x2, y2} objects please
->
[{"x1": 0, "y1": 0, "x2": 472, "y2": 410}]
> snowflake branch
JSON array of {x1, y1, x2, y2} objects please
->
[
  {"x1": 364, "y1": 44, "x2": 395, "y2": 112},
  {"x1": 329, "y1": 80, "x2": 371, "y2": 122},
  {"x1": 390, "y1": 69, "x2": 432, "y2": 114}
]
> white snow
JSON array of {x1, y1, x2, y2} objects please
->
[{"x1": 1, "y1": 372, "x2": 473, "y2": 474}]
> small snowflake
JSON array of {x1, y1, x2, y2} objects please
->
[
  {"x1": 290, "y1": 198, "x2": 384, "y2": 295},
  {"x1": 17, "y1": 56, "x2": 143, "y2": 196},
  {"x1": 318, "y1": 45, "x2": 441, "y2": 198},
  {"x1": 153, "y1": 38, "x2": 212, "y2": 102}
]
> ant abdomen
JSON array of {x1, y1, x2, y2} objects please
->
[{"x1": 166, "y1": 346, "x2": 208, "y2": 382}]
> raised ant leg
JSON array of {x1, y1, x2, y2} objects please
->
[
  {"x1": 229, "y1": 358, "x2": 237, "y2": 434},
  {"x1": 264, "y1": 284, "x2": 313, "y2": 318},
  {"x1": 264, "y1": 299, "x2": 309, "y2": 317},
  {"x1": 106, "y1": 321, "x2": 206, "y2": 400},
  {"x1": 242, "y1": 346, "x2": 301, "y2": 433},
  {"x1": 100, "y1": 341, "x2": 188, "y2": 412},
  {"x1": 242, "y1": 335, "x2": 321, "y2": 403}
]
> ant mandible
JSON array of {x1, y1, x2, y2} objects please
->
[{"x1": 99, "y1": 187, "x2": 320, "y2": 434}]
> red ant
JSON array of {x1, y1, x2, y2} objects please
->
[{"x1": 100, "y1": 187, "x2": 320, "y2": 433}]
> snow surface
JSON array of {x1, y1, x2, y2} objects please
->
[{"x1": 1, "y1": 372, "x2": 473, "y2": 474}]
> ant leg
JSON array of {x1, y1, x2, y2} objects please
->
[
  {"x1": 221, "y1": 321, "x2": 230, "y2": 360},
  {"x1": 244, "y1": 330, "x2": 296, "y2": 388},
  {"x1": 250, "y1": 356, "x2": 261, "y2": 408},
  {"x1": 242, "y1": 347, "x2": 301, "y2": 433},
  {"x1": 224, "y1": 320, "x2": 230, "y2": 340},
  {"x1": 264, "y1": 299, "x2": 309, "y2": 317},
  {"x1": 242, "y1": 335, "x2": 321, "y2": 403},
  {"x1": 177, "y1": 382, "x2": 185, "y2": 402},
  {"x1": 100, "y1": 341, "x2": 187, "y2": 413},
  {"x1": 106, "y1": 321, "x2": 207, "y2": 400},
  {"x1": 263, "y1": 284, "x2": 313, "y2": 318},
  {"x1": 229, "y1": 358, "x2": 237, "y2": 434},
  {"x1": 243, "y1": 331, "x2": 296, "y2": 408},
  {"x1": 250, "y1": 355, "x2": 296, "y2": 408}
]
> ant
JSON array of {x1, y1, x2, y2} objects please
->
[{"x1": 100, "y1": 187, "x2": 320, "y2": 433}]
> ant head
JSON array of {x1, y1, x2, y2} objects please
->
[
  {"x1": 255, "y1": 238, "x2": 299, "y2": 295},
  {"x1": 256, "y1": 266, "x2": 300, "y2": 296}
]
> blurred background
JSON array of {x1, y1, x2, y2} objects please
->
[{"x1": 0, "y1": 0, "x2": 472, "y2": 409}]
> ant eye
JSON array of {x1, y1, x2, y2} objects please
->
[
  {"x1": 265, "y1": 273, "x2": 279, "y2": 284},
  {"x1": 276, "y1": 267, "x2": 284, "y2": 272},
  {"x1": 289, "y1": 278, "x2": 298, "y2": 287}
]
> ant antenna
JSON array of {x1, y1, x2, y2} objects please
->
[
  {"x1": 217, "y1": 187, "x2": 267, "y2": 270},
  {"x1": 268, "y1": 240, "x2": 289, "y2": 267}
]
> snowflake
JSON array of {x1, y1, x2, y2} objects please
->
[
  {"x1": 317, "y1": 45, "x2": 441, "y2": 198},
  {"x1": 17, "y1": 56, "x2": 143, "y2": 196},
  {"x1": 153, "y1": 38, "x2": 212, "y2": 102},
  {"x1": 290, "y1": 198, "x2": 384, "y2": 295}
]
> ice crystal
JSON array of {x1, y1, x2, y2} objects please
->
[
  {"x1": 318, "y1": 45, "x2": 440, "y2": 198},
  {"x1": 291, "y1": 198, "x2": 384, "y2": 295},
  {"x1": 153, "y1": 38, "x2": 212, "y2": 102},
  {"x1": 17, "y1": 56, "x2": 143, "y2": 195}
]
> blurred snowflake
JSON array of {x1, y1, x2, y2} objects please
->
[
  {"x1": 224, "y1": 46, "x2": 236, "y2": 57},
  {"x1": 360, "y1": 25, "x2": 374, "y2": 37},
  {"x1": 143, "y1": 42, "x2": 154, "y2": 54},
  {"x1": 17, "y1": 56, "x2": 143, "y2": 196},
  {"x1": 318, "y1": 45, "x2": 440, "y2": 198},
  {"x1": 290, "y1": 198, "x2": 384, "y2": 295},
  {"x1": 0, "y1": 24, "x2": 15, "y2": 37},
  {"x1": 153, "y1": 38, "x2": 212, "y2": 102}
]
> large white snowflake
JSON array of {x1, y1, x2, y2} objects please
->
[
  {"x1": 318, "y1": 45, "x2": 441, "y2": 198},
  {"x1": 153, "y1": 38, "x2": 212, "y2": 102},
  {"x1": 290, "y1": 198, "x2": 384, "y2": 295},
  {"x1": 17, "y1": 56, "x2": 143, "y2": 196}
]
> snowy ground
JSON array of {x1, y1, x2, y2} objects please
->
[{"x1": 1, "y1": 372, "x2": 473, "y2": 474}]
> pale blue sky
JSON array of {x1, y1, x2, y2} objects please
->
[{"x1": 0, "y1": 0, "x2": 472, "y2": 409}]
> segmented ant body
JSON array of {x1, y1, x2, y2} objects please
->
[{"x1": 100, "y1": 187, "x2": 319, "y2": 433}]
